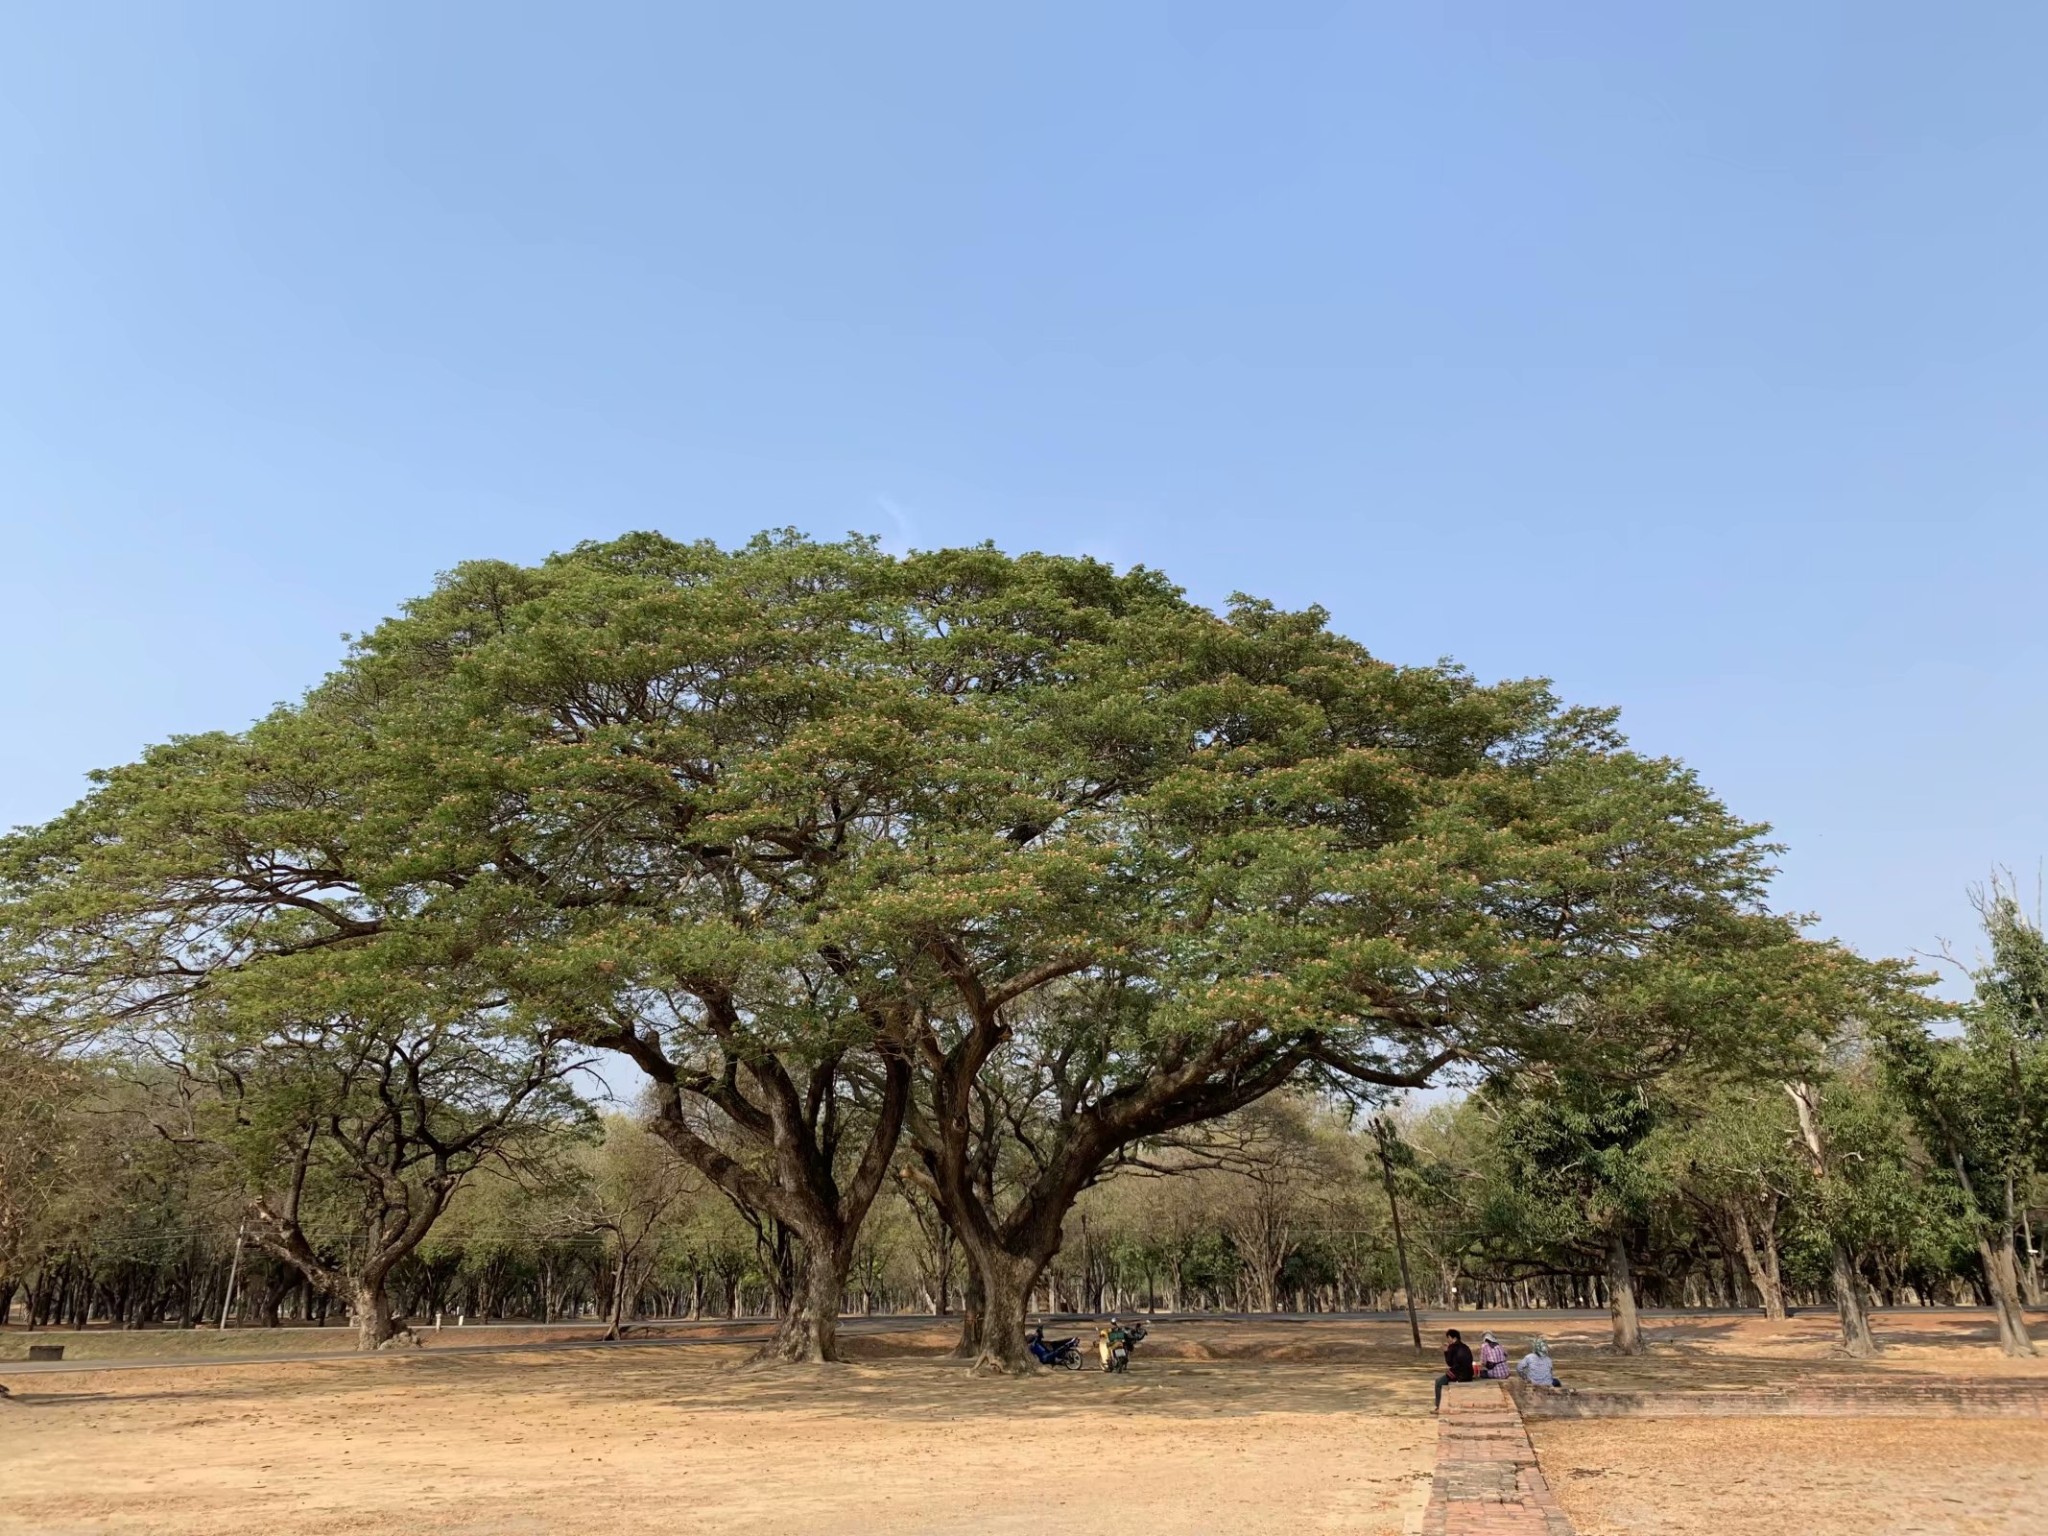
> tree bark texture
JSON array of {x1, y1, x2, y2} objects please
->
[
  {"x1": 353, "y1": 1281, "x2": 398, "y2": 1351},
  {"x1": 952, "y1": 1245, "x2": 1039, "y2": 1375},
  {"x1": 953, "y1": 1266, "x2": 987, "y2": 1360},
  {"x1": 1979, "y1": 1235, "x2": 2039, "y2": 1358},
  {"x1": 1824, "y1": 1239, "x2": 1879, "y2": 1358},
  {"x1": 1605, "y1": 1229, "x2": 1643, "y2": 1355},
  {"x1": 1728, "y1": 1203, "x2": 1788, "y2": 1320},
  {"x1": 754, "y1": 1239, "x2": 853, "y2": 1364}
]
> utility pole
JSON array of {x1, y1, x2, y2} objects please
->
[
  {"x1": 219, "y1": 1223, "x2": 247, "y2": 1331},
  {"x1": 1373, "y1": 1116, "x2": 1423, "y2": 1351}
]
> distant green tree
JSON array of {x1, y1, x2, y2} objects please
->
[
  {"x1": 0, "y1": 1032, "x2": 83, "y2": 1325},
  {"x1": 173, "y1": 999, "x2": 585, "y2": 1349},
  {"x1": 1875, "y1": 883, "x2": 2046, "y2": 1356},
  {"x1": 1481, "y1": 1073, "x2": 1666, "y2": 1352},
  {"x1": 1655, "y1": 1082, "x2": 1801, "y2": 1317},
  {"x1": 560, "y1": 1117, "x2": 700, "y2": 1339}
]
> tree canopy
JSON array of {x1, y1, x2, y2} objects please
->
[{"x1": 0, "y1": 531, "x2": 1951, "y2": 1364}]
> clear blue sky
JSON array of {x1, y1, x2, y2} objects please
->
[{"x1": 4, "y1": 4, "x2": 2044, "y2": 980}]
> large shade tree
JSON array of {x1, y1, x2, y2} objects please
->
[
  {"x1": 871, "y1": 597, "x2": 1870, "y2": 1370},
  {"x1": 344, "y1": 536, "x2": 1832, "y2": 1368},
  {"x1": 2, "y1": 531, "x2": 1850, "y2": 1368}
]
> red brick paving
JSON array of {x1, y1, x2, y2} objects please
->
[{"x1": 1421, "y1": 1380, "x2": 1576, "y2": 1536}]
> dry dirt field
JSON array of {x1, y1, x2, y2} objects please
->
[
  {"x1": 0, "y1": 1323, "x2": 1437, "y2": 1536},
  {"x1": 0, "y1": 1321, "x2": 613, "y2": 1365},
  {"x1": 1532, "y1": 1417, "x2": 2048, "y2": 1536},
  {"x1": 1509, "y1": 1309, "x2": 2048, "y2": 1536},
  {"x1": 1, "y1": 1311, "x2": 2043, "y2": 1535}
]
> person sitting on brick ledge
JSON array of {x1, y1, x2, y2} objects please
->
[
  {"x1": 1514, "y1": 1336, "x2": 1563, "y2": 1389},
  {"x1": 1478, "y1": 1330, "x2": 1511, "y2": 1379},
  {"x1": 1433, "y1": 1327, "x2": 1476, "y2": 1411}
]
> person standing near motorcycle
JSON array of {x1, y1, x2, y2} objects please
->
[{"x1": 1098, "y1": 1317, "x2": 1131, "y2": 1371}]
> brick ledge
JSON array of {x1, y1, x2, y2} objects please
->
[{"x1": 1510, "y1": 1379, "x2": 2048, "y2": 1419}]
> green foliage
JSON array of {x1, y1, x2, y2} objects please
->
[
  {"x1": 2, "y1": 529, "x2": 1981, "y2": 1343},
  {"x1": 1876, "y1": 888, "x2": 2047, "y2": 1225}
]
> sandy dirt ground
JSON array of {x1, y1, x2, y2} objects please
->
[
  {"x1": 1493, "y1": 1308, "x2": 2048, "y2": 1388},
  {"x1": 1532, "y1": 1417, "x2": 2048, "y2": 1536},
  {"x1": 0, "y1": 1326, "x2": 1435, "y2": 1536},
  {"x1": 7, "y1": 1304, "x2": 2042, "y2": 1373},
  {"x1": 0, "y1": 1321, "x2": 645, "y2": 1364},
  {"x1": 2, "y1": 1312, "x2": 2041, "y2": 1535},
  {"x1": 1508, "y1": 1310, "x2": 2048, "y2": 1536}
]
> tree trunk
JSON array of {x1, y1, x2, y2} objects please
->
[
  {"x1": 1606, "y1": 1229, "x2": 1643, "y2": 1354},
  {"x1": 912, "y1": 982, "x2": 1322, "y2": 1371},
  {"x1": 1762, "y1": 1226, "x2": 1786, "y2": 1317},
  {"x1": 632, "y1": 1041, "x2": 908, "y2": 1367},
  {"x1": 1728, "y1": 1204, "x2": 1787, "y2": 1320},
  {"x1": 953, "y1": 1265, "x2": 986, "y2": 1359},
  {"x1": 604, "y1": 1258, "x2": 630, "y2": 1341},
  {"x1": 1375, "y1": 1125, "x2": 1424, "y2": 1351},
  {"x1": 1979, "y1": 1235, "x2": 2038, "y2": 1358},
  {"x1": 962, "y1": 1251, "x2": 1037, "y2": 1375},
  {"x1": 754, "y1": 1238, "x2": 847, "y2": 1364},
  {"x1": 1824, "y1": 1240, "x2": 1878, "y2": 1357},
  {"x1": 353, "y1": 1280, "x2": 397, "y2": 1352},
  {"x1": 1247, "y1": 1265, "x2": 1279, "y2": 1315},
  {"x1": 1786, "y1": 1081, "x2": 1880, "y2": 1356}
]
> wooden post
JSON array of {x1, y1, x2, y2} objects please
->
[
  {"x1": 218, "y1": 1224, "x2": 246, "y2": 1331},
  {"x1": 1374, "y1": 1117, "x2": 1423, "y2": 1351}
]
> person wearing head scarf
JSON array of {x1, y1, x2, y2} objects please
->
[
  {"x1": 1514, "y1": 1336, "x2": 1561, "y2": 1388},
  {"x1": 1477, "y1": 1331, "x2": 1510, "y2": 1379}
]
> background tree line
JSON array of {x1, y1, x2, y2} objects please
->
[{"x1": 4, "y1": 994, "x2": 2041, "y2": 1351}]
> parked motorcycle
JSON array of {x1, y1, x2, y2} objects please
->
[
  {"x1": 1027, "y1": 1331, "x2": 1085, "y2": 1370},
  {"x1": 1098, "y1": 1318, "x2": 1149, "y2": 1373}
]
